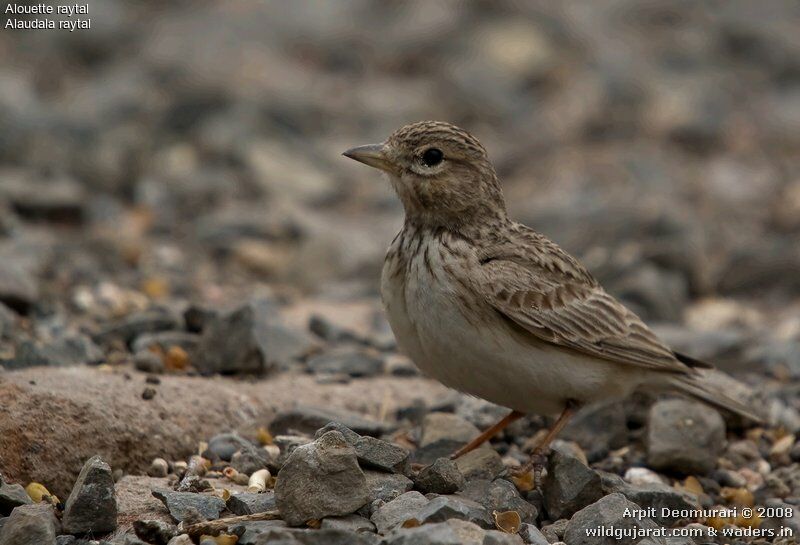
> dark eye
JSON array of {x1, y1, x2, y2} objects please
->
[{"x1": 421, "y1": 148, "x2": 444, "y2": 167}]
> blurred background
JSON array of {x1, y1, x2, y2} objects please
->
[{"x1": 2, "y1": 0, "x2": 799, "y2": 363}]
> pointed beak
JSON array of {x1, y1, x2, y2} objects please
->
[{"x1": 342, "y1": 143, "x2": 393, "y2": 172}]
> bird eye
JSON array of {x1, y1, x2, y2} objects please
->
[{"x1": 421, "y1": 148, "x2": 444, "y2": 167}]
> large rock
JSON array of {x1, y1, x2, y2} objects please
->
[
  {"x1": 542, "y1": 449, "x2": 604, "y2": 520},
  {"x1": 646, "y1": 399, "x2": 725, "y2": 474},
  {"x1": 275, "y1": 431, "x2": 369, "y2": 526},
  {"x1": 564, "y1": 493, "x2": 665, "y2": 545},
  {"x1": 61, "y1": 456, "x2": 117, "y2": 535},
  {"x1": 0, "y1": 367, "x2": 443, "y2": 499},
  {"x1": 0, "y1": 504, "x2": 59, "y2": 545}
]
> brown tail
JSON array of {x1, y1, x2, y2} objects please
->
[{"x1": 668, "y1": 371, "x2": 763, "y2": 424}]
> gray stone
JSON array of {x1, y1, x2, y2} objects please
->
[
  {"x1": 227, "y1": 492, "x2": 277, "y2": 515},
  {"x1": 370, "y1": 491, "x2": 429, "y2": 534},
  {"x1": 415, "y1": 458, "x2": 465, "y2": 494},
  {"x1": 206, "y1": 432, "x2": 255, "y2": 461},
  {"x1": 151, "y1": 489, "x2": 225, "y2": 523},
  {"x1": 8, "y1": 334, "x2": 103, "y2": 369},
  {"x1": 354, "y1": 436, "x2": 410, "y2": 474},
  {"x1": 540, "y1": 519, "x2": 568, "y2": 543},
  {"x1": 542, "y1": 449, "x2": 604, "y2": 520},
  {"x1": 647, "y1": 399, "x2": 725, "y2": 475},
  {"x1": 133, "y1": 519, "x2": 179, "y2": 545},
  {"x1": 56, "y1": 537, "x2": 77, "y2": 545},
  {"x1": 320, "y1": 514, "x2": 375, "y2": 533},
  {"x1": 166, "y1": 536, "x2": 194, "y2": 545},
  {"x1": 94, "y1": 309, "x2": 182, "y2": 346},
  {"x1": 306, "y1": 347, "x2": 385, "y2": 377},
  {"x1": 271, "y1": 406, "x2": 391, "y2": 437},
  {"x1": 413, "y1": 495, "x2": 494, "y2": 528},
  {"x1": 196, "y1": 299, "x2": 315, "y2": 374},
  {"x1": 314, "y1": 422, "x2": 361, "y2": 444},
  {"x1": 133, "y1": 350, "x2": 164, "y2": 374},
  {"x1": 600, "y1": 472, "x2": 700, "y2": 526},
  {"x1": 455, "y1": 448, "x2": 505, "y2": 481},
  {"x1": 364, "y1": 470, "x2": 414, "y2": 504},
  {"x1": 0, "y1": 504, "x2": 58, "y2": 545},
  {"x1": 274, "y1": 435, "x2": 313, "y2": 467},
  {"x1": 0, "y1": 261, "x2": 38, "y2": 314},
  {"x1": 230, "y1": 520, "x2": 288, "y2": 545},
  {"x1": 483, "y1": 531, "x2": 525, "y2": 545},
  {"x1": 421, "y1": 413, "x2": 481, "y2": 447},
  {"x1": 231, "y1": 443, "x2": 276, "y2": 475},
  {"x1": 564, "y1": 493, "x2": 665, "y2": 545},
  {"x1": 0, "y1": 481, "x2": 32, "y2": 516},
  {"x1": 562, "y1": 402, "x2": 628, "y2": 462},
  {"x1": 518, "y1": 523, "x2": 549, "y2": 545},
  {"x1": 381, "y1": 520, "x2": 485, "y2": 545},
  {"x1": 251, "y1": 528, "x2": 379, "y2": 545},
  {"x1": 62, "y1": 455, "x2": 117, "y2": 535},
  {"x1": 459, "y1": 479, "x2": 537, "y2": 524},
  {"x1": 275, "y1": 430, "x2": 369, "y2": 526}
]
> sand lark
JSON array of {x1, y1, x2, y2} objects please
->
[{"x1": 344, "y1": 121, "x2": 759, "y2": 477}]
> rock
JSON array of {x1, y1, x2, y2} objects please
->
[
  {"x1": 208, "y1": 433, "x2": 255, "y2": 462},
  {"x1": 421, "y1": 413, "x2": 481, "y2": 447},
  {"x1": 364, "y1": 471, "x2": 414, "y2": 504},
  {"x1": 518, "y1": 523, "x2": 549, "y2": 545},
  {"x1": 413, "y1": 495, "x2": 494, "y2": 528},
  {"x1": 167, "y1": 536, "x2": 194, "y2": 545},
  {"x1": 132, "y1": 519, "x2": 179, "y2": 545},
  {"x1": 94, "y1": 309, "x2": 183, "y2": 346},
  {"x1": 275, "y1": 430, "x2": 369, "y2": 526},
  {"x1": 562, "y1": 402, "x2": 628, "y2": 462},
  {"x1": 230, "y1": 520, "x2": 289, "y2": 545},
  {"x1": 0, "y1": 480, "x2": 32, "y2": 516},
  {"x1": 320, "y1": 514, "x2": 375, "y2": 533},
  {"x1": 271, "y1": 406, "x2": 391, "y2": 437},
  {"x1": 314, "y1": 422, "x2": 361, "y2": 444},
  {"x1": 540, "y1": 519, "x2": 568, "y2": 543},
  {"x1": 381, "y1": 519, "x2": 486, "y2": 545},
  {"x1": 0, "y1": 261, "x2": 38, "y2": 314},
  {"x1": 306, "y1": 347, "x2": 385, "y2": 378},
  {"x1": 458, "y1": 478, "x2": 537, "y2": 524},
  {"x1": 543, "y1": 449, "x2": 604, "y2": 520},
  {"x1": 646, "y1": 399, "x2": 725, "y2": 475},
  {"x1": 455, "y1": 448, "x2": 505, "y2": 480},
  {"x1": 483, "y1": 532, "x2": 525, "y2": 545},
  {"x1": 354, "y1": 436, "x2": 410, "y2": 474},
  {"x1": 7, "y1": 334, "x2": 103, "y2": 369},
  {"x1": 196, "y1": 299, "x2": 315, "y2": 375},
  {"x1": 61, "y1": 455, "x2": 117, "y2": 535},
  {"x1": 131, "y1": 332, "x2": 201, "y2": 356},
  {"x1": 0, "y1": 504, "x2": 59, "y2": 545},
  {"x1": 564, "y1": 493, "x2": 665, "y2": 545},
  {"x1": 231, "y1": 444, "x2": 275, "y2": 475},
  {"x1": 227, "y1": 492, "x2": 277, "y2": 515},
  {"x1": 151, "y1": 489, "x2": 225, "y2": 523},
  {"x1": 370, "y1": 491, "x2": 429, "y2": 534},
  {"x1": 415, "y1": 458, "x2": 465, "y2": 494},
  {"x1": 56, "y1": 536, "x2": 76, "y2": 545},
  {"x1": 148, "y1": 458, "x2": 169, "y2": 478},
  {"x1": 600, "y1": 472, "x2": 700, "y2": 526},
  {"x1": 134, "y1": 350, "x2": 165, "y2": 374}
]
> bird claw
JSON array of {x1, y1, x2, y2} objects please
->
[{"x1": 511, "y1": 448, "x2": 550, "y2": 490}]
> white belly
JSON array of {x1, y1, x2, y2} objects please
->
[{"x1": 381, "y1": 235, "x2": 641, "y2": 416}]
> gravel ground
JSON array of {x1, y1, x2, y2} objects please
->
[{"x1": 1, "y1": 1, "x2": 800, "y2": 544}]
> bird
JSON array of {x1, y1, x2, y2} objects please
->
[{"x1": 343, "y1": 120, "x2": 760, "y2": 480}]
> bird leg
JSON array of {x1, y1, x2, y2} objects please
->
[
  {"x1": 449, "y1": 410, "x2": 525, "y2": 460},
  {"x1": 513, "y1": 400, "x2": 579, "y2": 487}
]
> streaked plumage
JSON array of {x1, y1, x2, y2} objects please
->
[{"x1": 345, "y1": 121, "x2": 760, "y2": 425}]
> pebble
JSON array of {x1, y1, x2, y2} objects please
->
[
  {"x1": 142, "y1": 387, "x2": 157, "y2": 400},
  {"x1": 166, "y1": 536, "x2": 193, "y2": 545},
  {"x1": 151, "y1": 489, "x2": 225, "y2": 523},
  {"x1": 0, "y1": 504, "x2": 59, "y2": 545},
  {"x1": 148, "y1": 458, "x2": 169, "y2": 478},
  {"x1": 61, "y1": 455, "x2": 118, "y2": 535},
  {"x1": 354, "y1": 435, "x2": 410, "y2": 475},
  {"x1": 320, "y1": 513, "x2": 376, "y2": 533},
  {"x1": 454, "y1": 447, "x2": 505, "y2": 481},
  {"x1": 227, "y1": 491, "x2": 277, "y2": 515},
  {"x1": 647, "y1": 399, "x2": 725, "y2": 475},
  {"x1": 562, "y1": 401, "x2": 628, "y2": 462},
  {"x1": 518, "y1": 523, "x2": 549, "y2": 545},
  {"x1": 231, "y1": 443, "x2": 275, "y2": 475},
  {"x1": 275, "y1": 430, "x2": 369, "y2": 526},
  {"x1": 413, "y1": 495, "x2": 494, "y2": 528},
  {"x1": 458, "y1": 478, "x2": 537, "y2": 524},
  {"x1": 0, "y1": 480, "x2": 32, "y2": 516},
  {"x1": 381, "y1": 519, "x2": 485, "y2": 545},
  {"x1": 600, "y1": 472, "x2": 700, "y2": 526},
  {"x1": 414, "y1": 457, "x2": 465, "y2": 494},
  {"x1": 94, "y1": 309, "x2": 182, "y2": 346},
  {"x1": 370, "y1": 490, "x2": 429, "y2": 534},
  {"x1": 542, "y1": 449, "x2": 604, "y2": 520},
  {"x1": 564, "y1": 493, "x2": 664, "y2": 545},
  {"x1": 364, "y1": 470, "x2": 414, "y2": 504},
  {"x1": 206, "y1": 433, "x2": 256, "y2": 461},
  {"x1": 305, "y1": 347, "x2": 385, "y2": 378}
]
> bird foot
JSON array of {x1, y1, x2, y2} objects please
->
[{"x1": 511, "y1": 448, "x2": 550, "y2": 490}]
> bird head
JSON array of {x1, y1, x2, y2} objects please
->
[{"x1": 343, "y1": 121, "x2": 507, "y2": 229}]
